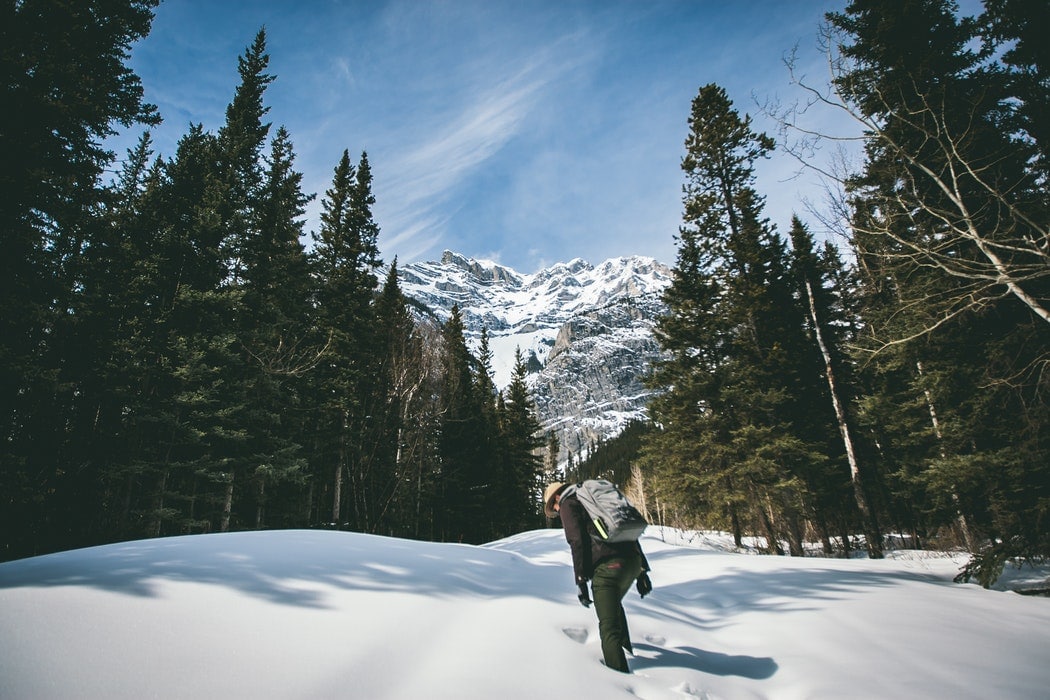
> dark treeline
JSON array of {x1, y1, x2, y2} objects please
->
[
  {"x1": 569, "y1": 421, "x2": 654, "y2": 487},
  {"x1": 0, "y1": 2, "x2": 543, "y2": 562},
  {"x1": 640, "y1": 0, "x2": 1048, "y2": 584}
]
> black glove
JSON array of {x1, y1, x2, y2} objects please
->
[
  {"x1": 636, "y1": 572, "x2": 652, "y2": 598},
  {"x1": 577, "y1": 581, "x2": 592, "y2": 607}
]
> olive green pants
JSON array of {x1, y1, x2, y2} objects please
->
[{"x1": 591, "y1": 554, "x2": 643, "y2": 673}]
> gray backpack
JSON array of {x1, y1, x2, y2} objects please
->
[{"x1": 564, "y1": 479, "x2": 647, "y2": 543}]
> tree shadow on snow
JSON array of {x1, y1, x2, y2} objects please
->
[
  {"x1": 624, "y1": 553, "x2": 951, "y2": 633},
  {"x1": 0, "y1": 530, "x2": 570, "y2": 608},
  {"x1": 0, "y1": 529, "x2": 952, "y2": 616},
  {"x1": 630, "y1": 642, "x2": 777, "y2": 679}
]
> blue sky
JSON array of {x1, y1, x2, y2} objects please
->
[{"x1": 115, "y1": 0, "x2": 851, "y2": 273}]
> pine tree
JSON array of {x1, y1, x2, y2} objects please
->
[
  {"x1": 498, "y1": 348, "x2": 544, "y2": 533},
  {"x1": 829, "y1": 0, "x2": 1050, "y2": 575},
  {"x1": 187, "y1": 29, "x2": 294, "y2": 534},
  {"x1": 369, "y1": 261, "x2": 429, "y2": 535},
  {"x1": 645, "y1": 84, "x2": 850, "y2": 554},
  {"x1": 828, "y1": 0, "x2": 1048, "y2": 329},
  {"x1": 309, "y1": 150, "x2": 383, "y2": 530},
  {"x1": 234, "y1": 126, "x2": 316, "y2": 530},
  {"x1": 68, "y1": 133, "x2": 160, "y2": 544},
  {"x1": 472, "y1": 329, "x2": 502, "y2": 540},
  {"x1": 0, "y1": 0, "x2": 161, "y2": 560},
  {"x1": 436, "y1": 305, "x2": 488, "y2": 543},
  {"x1": 788, "y1": 216, "x2": 881, "y2": 555},
  {"x1": 218, "y1": 28, "x2": 274, "y2": 286}
]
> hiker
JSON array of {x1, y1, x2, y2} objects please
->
[{"x1": 544, "y1": 481, "x2": 653, "y2": 673}]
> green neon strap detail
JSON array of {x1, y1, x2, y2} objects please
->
[{"x1": 593, "y1": 518, "x2": 608, "y2": 539}]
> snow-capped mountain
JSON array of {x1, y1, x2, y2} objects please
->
[{"x1": 398, "y1": 251, "x2": 673, "y2": 464}]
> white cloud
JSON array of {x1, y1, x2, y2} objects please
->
[{"x1": 375, "y1": 48, "x2": 584, "y2": 262}]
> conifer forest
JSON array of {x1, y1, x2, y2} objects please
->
[{"x1": 2, "y1": 0, "x2": 1046, "y2": 585}]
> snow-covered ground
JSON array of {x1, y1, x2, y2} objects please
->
[{"x1": 1, "y1": 528, "x2": 1048, "y2": 699}]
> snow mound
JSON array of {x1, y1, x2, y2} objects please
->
[{"x1": 2, "y1": 528, "x2": 1049, "y2": 699}]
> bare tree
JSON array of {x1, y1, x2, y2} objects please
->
[{"x1": 776, "y1": 27, "x2": 1049, "y2": 348}]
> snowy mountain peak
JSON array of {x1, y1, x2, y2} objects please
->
[
  {"x1": 398, "y1": 252, "x2": 671, "y2": 372},
  {"x1": 397, "y1": 252, "x2": 672, "y2": 462},
  {"x1": 438, "y1": 250, "x2": 524, "y2": 287}
]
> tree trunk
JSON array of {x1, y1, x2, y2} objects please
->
[
  {"x1": 916, "y1": 361, "x2": 976, "y2": 552},
  {"x1": 786, "y1": 510, "x2": 805, "y2": 557},
  {"x1": 730, "y1": 504, "x2": 743, "y2": 548},
  {"x1": 804, "y1": 278, "x2": 883, "y2": 558},
  {"x1": 759, "y1": 500, "x2": 784, "y2": 555},
  {"x1": 332, "y1": 412, "x2": 347, "y2": 527},
  {"x1": 815, "y1": 513, "x2": 834, "y2": 555},
  {"x1": 150, "y1": 468, "x2": 168, "y2": 537},
  {"x1": 220, "y1": 471, "x2": 234, "y2": 533},
  {"x1": 255, "y1": 477, "x2": 265, "y2": 530},
  {"x1": 332, "y1": 458, "x2": 343, "y2": 526}
]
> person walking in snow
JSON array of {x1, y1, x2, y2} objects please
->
[{"x1": 544, "y1": 481, "x2": 652, "y2": 673}]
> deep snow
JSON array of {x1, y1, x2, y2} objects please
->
[{"x1": 1, "y1": 528, "x2": 1048, "y2": 699}]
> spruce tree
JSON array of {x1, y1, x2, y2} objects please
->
[
  {"x1": 473, "y1": 330, "x2": 501, "y2": 539},
  {"x1": 0, "y1": 0, "x2": 160, "y2": 560},
  {"x1": 787, "y1": 216, "x2": 881, "y2": 554},
  {"x1": 218, "y1": 28, "x2": 274, "y2": 285},
  {"x1": 645, "y1": 84, "x2": 850, "y2": 554},
  {"x1": 436, "y1": 306, "x2": 487, "y2": 543},
  {"x1": 829, "y1": 0, "x2": 1049, "y2": 574},
  {"x1": 234, "y1": 126, "x2": 315, "y2": 530},
  {"x1": 498, "y1": 348, "x2": 544, "y2": 533},
  {"x1": 370, "y1": 260, "x2": 429, "y2": 536},
  {"x1": 309, "y1": 150, "x2": 383, "y2": 530}
]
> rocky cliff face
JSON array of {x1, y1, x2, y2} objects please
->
[{"x1": 397, "y1": 251, "x2": 671, "y2": 465}]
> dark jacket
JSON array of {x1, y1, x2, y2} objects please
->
[{"x1": 558, "y1": 491, "x2": 650, "y2": 583}]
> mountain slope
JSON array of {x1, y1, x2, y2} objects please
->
[{"x1": 398, "y1": 251, "x2": 672, "y2": 463}]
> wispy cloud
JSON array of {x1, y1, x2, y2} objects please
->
[{"x1": 375, "y1": 43, "x2": 585, "y2": 262}]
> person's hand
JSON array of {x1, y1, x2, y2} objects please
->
[
  {"x1": 636, "y1": 572, "x2": 652, "y2": 598},
  {"x1": 577, "y1": 581, "x2": 592, "y2": 607}
]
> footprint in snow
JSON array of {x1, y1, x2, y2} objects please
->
[
  {"x1": 562, "y1": 627, "x2": 589, "y2": 644},
  {"x1": 673, "y1": 681, "x2": 715, "y2": 699}
]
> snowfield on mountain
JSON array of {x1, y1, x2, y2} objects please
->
[
  {"x1": 398, "y1": 252, "x2": 672, "y2": 462},
  {"x1": 2, "y1": 528, "x2": 1048, "y2": 699}
]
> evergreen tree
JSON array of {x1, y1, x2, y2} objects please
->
[
  {"x1": 644, "y1": 84, "x2": 850, "y2": 555},
  {"x1": 309, "y1": 150, "x2": 383, "y2": 530},
  {"x1": 218, "y1": 28, "x2": 274, "y2": 286},
  {"x1": 472, "y1": 329, "x2": 502, "y2": 540},
  {"x1": 828, "y1": 0, "x2": 1048, "y2": 328},
  {"x1": 68, "y1": 133, "x2": 161, "y2": 544},
  {"x1": 0, "y1": 0, "x2": 160, "y2": 560},
  {"x1": 234, "y1": 125, "x2": 315, "y2": 530},
  {"x1": 146, "y1": 30, "x2": 307, "y2": 535},
  {"x1": 436, "y1": 306, "x2": 487, "y2": 543},
  {"x1": 370, "y1": 260, "x2": 428, "y2": 535},
  {"x1": 498, "y1": 348, "x2": 544, "y2": 533},
  {"x1": 787, "y1": 216, "x2": 879, "y2": 554},
  {"x1": 828, "y1": 0, "x2": 1050, "y2": 576}
]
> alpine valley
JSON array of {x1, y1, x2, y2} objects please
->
[{"x1": 397, "y1": 251, "x2": 673, "y2": 466}]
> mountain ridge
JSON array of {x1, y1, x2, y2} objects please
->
[{"x1": 397, "y1": 251, "x2": 672, "y2": 465}]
